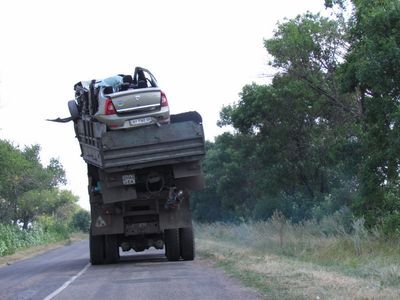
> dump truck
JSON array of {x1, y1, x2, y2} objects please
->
[
  {"x1": 52, "y1": 68, "x2": 205, "y2": 265},
  {"x1": 74, "y1": 112, "x2": 205, "y2": 265}
]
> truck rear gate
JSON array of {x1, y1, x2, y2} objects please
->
[{"x1": 76, "y1": 119, "x2": 205, "y2": 172}]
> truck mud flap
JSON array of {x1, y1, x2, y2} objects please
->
[{"x1": 159, "y1": 203, "x2": 192, "y2": 230}]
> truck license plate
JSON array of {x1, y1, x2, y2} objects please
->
[
  {"x1": 122, "y1": 174, "x2": 136, "y2": 185},
  {"x1": 129, "y1": 117, "x2": 152, "y2": 126}
]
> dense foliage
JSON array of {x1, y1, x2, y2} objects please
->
[
  {"x1": 0, "y1": 139, "x2": 89, "y2": 256},
  {"x1": 192, "y1": 0, "x2": 400, "y2": 231}
]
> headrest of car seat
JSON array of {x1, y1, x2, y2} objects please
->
[
  {"x1": 103, "y1": 86, "x2": 114, "y2": 94},
  {"x1": 137, "y1": 79, "x2": 148, "y2": 88},
  {"x1": 123, "y1": 75, "x2": 133, "y2": 84}
]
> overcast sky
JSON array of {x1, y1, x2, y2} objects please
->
[{"x1": 0, "y1": 0, "x2": 326, "y2": 210}]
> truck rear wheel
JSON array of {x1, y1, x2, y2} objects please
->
[
  {"x1": 90, "y1": 231, "x2": 105, "y2": 265},
  {"x1": 179, "y1": 227, "x2": 195, "y2": 261},
  {"x1": 104, "y1": 234, "x2": 119, "y2": 264},
  {"x1": 164, "y1": 229, "x2": 180, "y2": 261}
]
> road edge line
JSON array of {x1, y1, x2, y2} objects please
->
[{"x1": 43, "y1": 262, "x2": 90, "y2": 300}]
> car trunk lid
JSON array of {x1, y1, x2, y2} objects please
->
[{"x1": 109, "y1": 88, "x2": 161, "y2": 114}]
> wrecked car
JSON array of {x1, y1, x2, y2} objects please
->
[{"x1": 69, "y1": 67, "x2": 170, "y2": 130}]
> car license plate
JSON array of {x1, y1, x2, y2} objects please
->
[
  {"x1": 122, "y1": 174, "x2": 136, "y2": 185},
  {"x1": 129, "y1": 117, "x2": 152, "y2": 126}
]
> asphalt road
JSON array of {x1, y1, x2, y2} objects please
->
[{"x1": 0, "y1": 240, "x2": 261, "y2": 300}]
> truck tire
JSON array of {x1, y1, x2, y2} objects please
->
[
  {"x1": 104, "y1": 234, "x2": 119, "y2": 264},
  {"x1": 179, "y1": 227, "x2": 195, "y2": 261},
  {"x1": 90, "y1": 231, "x2": 105, "y2": 265},
  {"x1": 164, "y1": 229, "x2": 180, "y2": 261}
]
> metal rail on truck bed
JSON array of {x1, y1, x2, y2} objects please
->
[{"x1": 75, "y1": 118, "x2": 205, "y2": 172}]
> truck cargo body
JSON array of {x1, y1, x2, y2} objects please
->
[
  {"x1": 74, "y1": 114, "x2": 205, "y2": 264},
  {"x1": 76, "y1": 116, "x2": 204, "y2": 171}
]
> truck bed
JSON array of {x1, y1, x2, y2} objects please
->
[{"x1": 75, "y1": 117, "x2": 205, "y2": 172}]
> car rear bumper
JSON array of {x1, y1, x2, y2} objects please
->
[{"x1": 95, "y1": 107, "x2": 170, "y2": 130}]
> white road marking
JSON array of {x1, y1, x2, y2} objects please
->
[{"x1": 43, "y1": 263, "x2": 90, "y2": 300}]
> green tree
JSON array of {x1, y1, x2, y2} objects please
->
[
  {"x1": 334, "y1": 0, "x2": 400, "y2": 223},
  {"x1": 217, "y1": 12, "x2": 360, "y2": 221},
  {"x1": 192, "y1": 135, "x2": 261, "y2": 221},
  {"x1": 16, "y1": 189, "x2": 79, "y2": 229},
  {"x1": 0, "y1": 140, "x2": 31, "y2": 223},
  {"x1": 0, "y1": 139, "x2": 72, "y2": 226},
  {"x1": 70, "y1": 209, "x2": 91, "y2": 232},
  {"x1": 195, "y1": 1, "x2": 400, "y2": 227}
]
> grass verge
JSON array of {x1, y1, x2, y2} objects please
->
[{"x1": 195, "y1": 220, "x2": 400, "y2": 299}]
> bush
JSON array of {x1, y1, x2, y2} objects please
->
[
  {"x1": 0, "y1": 218, "x2": 71, "y2": 257},
  {"x1": 37, "y1": 216, "x2": 70, "y2": 240},
  {"x1": 0, "y1": 224, "x2": 19, "y2": 255},
  {"x1": 381, "y1": 211, "x2": 400, "y2": 237},
  {"x1": 70, "y1": 210, "x2": 90, "y2": 233}
]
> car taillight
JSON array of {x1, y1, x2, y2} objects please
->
[
  {"x1": 105, "y1": 98, "x2": 117, "y2": 115},
  {"x1": 161, "y1": 91, "x2": 169, "y2": 107}
]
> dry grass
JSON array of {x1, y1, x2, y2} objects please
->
[{"x1": 195, "y1": 221, "x2": 400, "y2": 299}]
